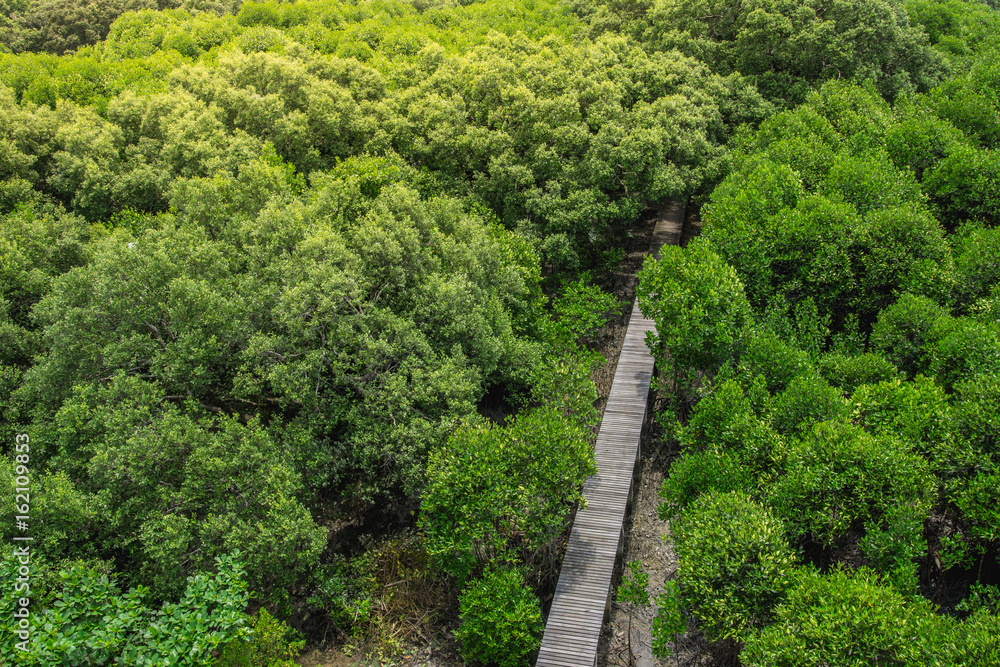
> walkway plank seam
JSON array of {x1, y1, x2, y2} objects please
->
[{"x1": 536, "y1": 203, "x2": 683, "y2": 667}]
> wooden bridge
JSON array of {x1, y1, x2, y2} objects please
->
[{"x1": 535, "y1": 202, "x2": 684, "y2": 667}]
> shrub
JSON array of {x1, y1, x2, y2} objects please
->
[
  {"x1": 762, "y1": 134, "x2": 838, "y2": 190},
  {"x1": 849, "y1": 204, "x2": 953, "y2": 320},
  {"x1": 945, "y1": 469, "x2": 1000, "y2": 570},
  {"x1": 922, "y1": 144, "x2": 1000, "y2": 227},
  {"x1": 954, "y1": 225, "x2": 1000, "y2": 311},
  {"x1": 216, "y1": 608, "x2": 304, "y2": 667},
  {"x1": 958, "y1": 583, "x2": 1000, "y2": 615},
  {"x1": 303, "y1": 555, "x2": 374, "y2": 638},
  {"x1": 766, "y1": 200, "x2": 858, "y2": 328},
  {"x1": 945, "y1": 378, "x2": 1000, "y2": 566},
  {"x1": 771, "y1": 372, "x2": 849, "y2": 436},
  {"x1": 123, "y1": 552, "x2": 251, "y2": 667},
  {"x1": 420, "y1": 408, "x2": 595, "y2": 582},
  {"x1": 953, "y1": 375, "x2": 1000, "y2": 460},
  {"x1": 858, "y1": 503, "x2": 927, "y2": 595},
  {"x1": 771, "y1": 421, "x2": 934, "y2": 547},
  {"x1": 821, "y1": 151, "x2": 924, "y2": 216},
  {"x1": 676, "y1": 378, "x2": 782, "y2": 473},
  {"x1": 455, "y1": 567, "x2": 542, "y2": 667},
  {"x1": 928, "y1": 317, "x2": 1000, "y2": 389},
  {"x1": 642, "y1": 3, "x2": 944, "y2": 105},
  {"x1": 0, "y1": 557, "x2": 149, "y2": 666},
  {"x1": 637, "y1": 241, "x2": 754, "y2": 411},
  {"x1": 677, "y1": 380, "x2": 754, "y2": 453},
  {"x1": 0, "y1": 551, "x2": 250, "y2": 666},
  {"x1": 949, "y1": 607, "x2": 1000, "y2": 666},
  {"x1": 871, "y1": 292, "x2": 951, "y2": 377},
  {"x1": 817, "y1": 351, "x2": 901, "y2": 395},
  {"x1": 699, "y1": 158, "x2": 805, "y2": 310},
  {"x1": 743, "y1": 567, "x2": 947, "y2": 667},
  {"x1": 658, "y1": 450, "x2": 753, "y2": 518},
  {"x1": 668, "y1": 491, "x2": 797, "y2": 643},
  {"x1": 969, "y1": 283, "x2": 1000, "y2": 322},
  {"x1": 850, "y1": 375, "x2": 955, "y2": 467},
  {"x1": 885, "y1": 112, "x2": 964, "y2": 180},
  {"x1": 738, "y1": 328, "x2": 812, "y2": 395}
]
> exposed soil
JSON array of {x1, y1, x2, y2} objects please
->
[
  {"x1": 296, "y1": 637, "x2": 466, "y2": 667},
  {"x1": 296, "y1": 647, "x2": 356, "y2": 667}
]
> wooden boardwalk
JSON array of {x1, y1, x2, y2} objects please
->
[{"x1": 536, "y1": 203, "x2": 683, "y2": 667}]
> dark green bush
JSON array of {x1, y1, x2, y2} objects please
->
[
  {"x1": 858, "y1": 503, "x2": 927, "y2": 595},
  {"x1": 958, "y1": 583, "x2": 1000, "y2": 615},
  {"x1": 849, "y1": 204, "x2": 954, "y2": 319},
  {"x1": 953, "y1": 375, "x2": 1000, "y2": 460},
  {"x1": 945, "y1": 468, "x2": 1000, "y2": 570},
  {"x1": 817, "y1": 351, "x2": 901, "y2": 395},
  {"x1": 676, "y1": 378, "x2": 782, "y2": 472},
  {"x1": 850, "y1": 375, "x2": 955, "y2": 466},
  {"x1": 871, "y1": 292, "x2": 952, "y2": 377},
  {"x1": 699, "y1": 158, "x2": 806, "y2": 310},
  {"x1": 969, "y1": 283, "x2": 1000, "y2": 322},
  {"x1": 930, "y1": 84, "x2": 1000, "y2": 148},
  {"x1": 668, "y1": 491, "x2": 798, "y2": 643},
  {"x1": 771, "y1": 420, "x2": 934, "y2": 547},
  {"x1": 766, "y1": 199, "x2": 858, "y2": 326},
  {"x1": 821, "y1": 151, "x2": 924, "y2": 215},
  {"x1": 771, "y1": 372, "x2": 849, "y2": 436},
  {"x1": 885, "y1": 110, "x2": 964, "y2": 180},
  {"x1": 743, "y1": 567, "x2": 947, "y2": 667},
  {"x1": 739, "y1": 328, "x2": 813, "y2": 395},
  {"x1": 658, "y1": 450, "x2": 753, "y2": 518},
  {"x1": 761, "y1": 134, "x2": 838, "y2": 190},
  {"x1": 923, "y1": 144, "x2": 1000, "y2": 227},
  {"x1": 455, "y1": 567, "x2": 542, "y2": 667},
  {"x1": 303, "y1": 557, "x2": 374, "y2": 637},
  {"x1": 927, "y1": 317, "x2": 1000, "y2": 389},
  {"x1": 217, "y1": 608, "x2": 304, "y2": 667},
  {"x1": 637, "y1": 242, "x2": 754, "y2": 410},
  {"x1": 953, "y1": 225, "x2": 1000, "y2": 310},
  {"x1": 420, "y1": 407, "x2": 595, "y2": 582},
  {"x1": 633, "y1": 0, "x2": 945, "y2": 106}
]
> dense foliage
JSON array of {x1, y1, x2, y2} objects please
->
[
  {"x1": 3, "y1": 0, "x2": 1000, "y2": 662},
  {"x1": 454, "y1": 567, "x2": 543, "y2": 667},
  {"x1": 572, "y1": 0, "x2": 1000, "y2": 106},
  {"x1": 0, "y1": 551, "x2": 250, "y2": 665},
  {"x1": 0, "y1": 0, "x2": 631, "y2": 661},
  {"x1": 642, "y1": 5, "x2": 1000, "y2": 657},
  {"x1": 0, "y1": 0, "x2": 770, "y2": 268}
]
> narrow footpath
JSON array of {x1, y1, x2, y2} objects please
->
[{"x1": 536, "y1": 203, "x2": 684, "y2": 667}]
